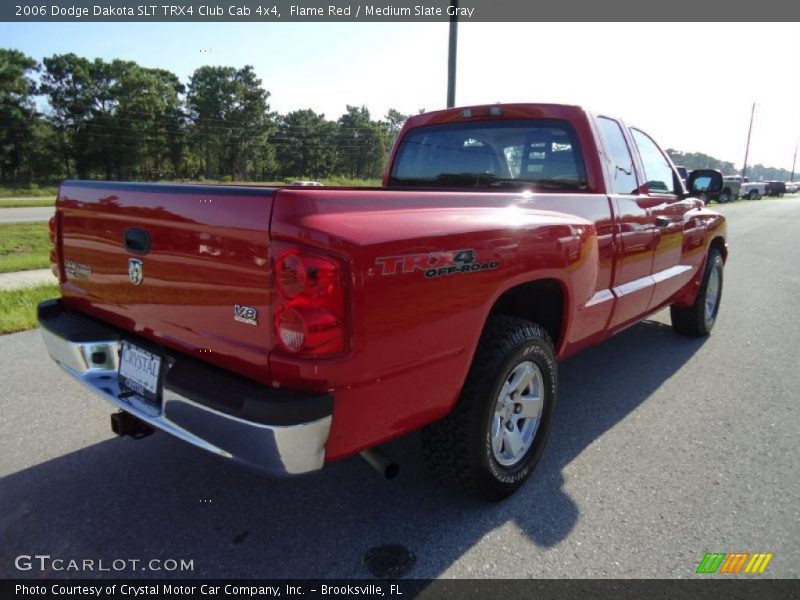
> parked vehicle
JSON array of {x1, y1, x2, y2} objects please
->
[
  {"x1": 725, "y1": 175, "x2": 766, "y2": 200},
  {"x1": 786, "y1": 181, "x2": 799, "y2": 194},
  {"x1": 765, "y1": 181, "x2": 786, "y2": 197},
  {"x1": 704, "y1": 175, "x2": 739, "y2": 204},
  {"x1": 38, "y1": 103, "x2": 727, "y2": 500}
]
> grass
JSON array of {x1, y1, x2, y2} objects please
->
[
  {"x1": 0, "y1": 183, "x2": 59, "y2": 198},
  {"x1": 0, "y1": 283, "x2": 59, "y2": 334},
  {"x1": 182, "y1": 176, "x2": 382, "y2": 187},
  {"x1": 291, "y1": 176, "x2": 382, "y2": 187},
  {"x1": 0, "y1": 222, "x2": 52, "y2": 273},
  {"x1": 2, "y1": 177, "x2": 383, "y2": 188},
  {"x1": 0, "y1": 198, "x2": 56, "y2": 208}
]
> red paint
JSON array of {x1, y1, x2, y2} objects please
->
[{"x1": 54, "y1": 104, "x2": 727, "y2": 463}]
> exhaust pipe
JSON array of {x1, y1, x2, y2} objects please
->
[
  {"x1": 360, "y1": 447, "x2": 399, "y2": 479},
  {"x1": 110, "y1": 411, "x2": 154, "y2": 439}
]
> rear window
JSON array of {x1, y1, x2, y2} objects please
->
[{"x1": 389, "y1": 119, "x2": 587, "y2": 191}]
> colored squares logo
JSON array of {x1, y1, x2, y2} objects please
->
[{"x1": 697, "y1": 552, "x2": 773, "y2": 574}]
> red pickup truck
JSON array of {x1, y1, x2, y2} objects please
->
[{"x1": 39, "y1": 103, "x2": 727, "y2": 500}]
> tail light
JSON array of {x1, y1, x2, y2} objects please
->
[{"x1": 273, "y1": 245, "x2": 347, "y2": 357}]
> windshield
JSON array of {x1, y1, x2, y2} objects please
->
[{"x1": 389, "y1": 119, "x2": 587, "y2": 191}]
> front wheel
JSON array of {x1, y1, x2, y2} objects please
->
[
  {"x1": 422, "y1": 316, "x2": 557, "y2": 501},
  {"x1": 717, "y1": 188, "x2": 731, "y2": 203},
  {"x1": 670, "y1": 248, "x2": 724, "y2": 336},
  {"x1": 748, "y1": 190, "x2": 761, "y2": 200}
]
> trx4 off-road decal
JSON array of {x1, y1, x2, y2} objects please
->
[{"x1": 375, "y1": 249, "x2": 499, "y2": 279}]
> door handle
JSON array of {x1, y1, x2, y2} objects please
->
[
  {"x1": 655, "y1": 216, "x2": 672, "y2": 228},
  {"x1": 124, "y1": 228, "x2": 151, "y2": 254}
]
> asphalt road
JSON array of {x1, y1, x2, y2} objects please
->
[
  {"x1": 0, "y1": 206, "x2": 54, "y2": 223},
  {"x1": 1, "y1": 197, "x2": 798, "y2": 580}
]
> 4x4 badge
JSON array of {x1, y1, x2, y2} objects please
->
[
  {"x1": 128, "y1": 258, "x2": 143, "y2": 285},
  {"x1": 374, "y1": 249, "x2": 499, "y2": 278}
]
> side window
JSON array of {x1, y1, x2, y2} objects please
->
[
  {"x1": 597, "y1": 117, "x2": 638, "y2": 194},
  {"x1": 631, "y1": 128, "x2": 677, "y2": 194}
]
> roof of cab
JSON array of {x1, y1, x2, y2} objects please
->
[{"x1": 406, "y1": 103, "x2": 588, "y2": 129}]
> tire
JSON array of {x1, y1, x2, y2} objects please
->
[
  {"x1": 422, "y1": 315, "x2": 557, "y2": 501},
  {"x1": 670, "y1": 247, "x2": 724, "y2": 336},
  {"x1": 748, "y1": 190, "x2": 760, "y2": 200},
  {"x1": 717, "y1": 188, "x2": 731, "y2": 203}
]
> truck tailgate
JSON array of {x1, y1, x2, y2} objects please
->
[{"x1": 57, "y1": 181, "x2": 276, "y2": 383}]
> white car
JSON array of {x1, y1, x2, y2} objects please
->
[{"x1": 725, "y1": 175, "x2": 767, "y2": 200}]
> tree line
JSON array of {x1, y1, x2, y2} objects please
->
[
  {"x1": 0, "y1": 48, "x2": 412, "y2": 183},
  {"x1": 2, "y1": 48, "x2": 793, "y2": 185},
  {"x1": 666, "y1": 149, "x2": 794, "y2": 183}
]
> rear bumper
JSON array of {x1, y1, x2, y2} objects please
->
[{"x1": 37, "y1": 299, "x2": 333, "y2": 476}]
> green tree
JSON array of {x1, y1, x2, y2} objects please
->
[
  {"x1": 666, "y1": 148, "x2": 736, "y2": 175},
  {"x1": 40, "y1": 55, "x2": 187, "y2": 180},
  {"x1": 336, "y1": 105, "x2": 387, "y2": 179},
  {"x1": 187, "y1": 65, "x2": 273, "y2": 180},
  {"x1": 748, "y1": 164, "x2": 791, "y2": 182},
  {"x1": 0, "y1": 49, "x2": 39, "y2": 182},
  {"x1": 382, "y1": 108, "x2": 409, "y2": 145},
  {"x1": 105, "y1": 62, "x2": 186, "y2": 179},
  {"x1": 40, "y1": 53, "x2": 99, "y2": 178},
  {"x1": 85, "y1": 58, "x2": 126, "y2": 179},
  {"x1": 27, "y1": 118, "x2": 64, "y2": 180},
  {"x1": 274, "y1": 109, "x2": 339, "y2": 178}
]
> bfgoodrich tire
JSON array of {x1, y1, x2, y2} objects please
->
[
  {"x1": 670, "y1": 248, "x2": 724, "y2": 336},
  {"x1": 422, "y1": 315, "x2": 557, "y2": 501}
]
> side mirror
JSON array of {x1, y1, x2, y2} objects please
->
[{"x1": 687, "y1": 169, "x2": 723, "y2": 195}]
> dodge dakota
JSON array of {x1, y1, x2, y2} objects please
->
[{"x1": 39, "y1": 103, "x2": 727, "y2": 500}]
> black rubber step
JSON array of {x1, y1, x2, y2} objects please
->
[
  {"x1": 165, "y1": 357, "x2": 333, "y2": 426},
  {"x1": 38, "y1": 299, "x2": 121, "y2": 342}
]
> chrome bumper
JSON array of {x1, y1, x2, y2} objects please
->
[{"x1": 38, "y1": 300, "x2": 332, "y2": 476}]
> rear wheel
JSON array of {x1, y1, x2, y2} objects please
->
[
  {"x1": 422, "y1": 315, "x2": 557, "y2": 501},
  {"x1": 748, "y1": 190, "x2": 760, "y2": 200},
  {"x1": 670, "y1": 247, "x2": 724, "y2": 336},
  {"x1": 717, "y1": 188, "x2": 731, "y2": 203}
]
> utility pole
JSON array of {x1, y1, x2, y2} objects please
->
[
  {"x1": 447, "y1": 0, "x2": 458, "y2": 108},
  {"x1": 741, "y1": 102, "x2": 755, "y2": 179},
  {"x1": 791, "y1": 138, "x2": 798, "y2": 182}
]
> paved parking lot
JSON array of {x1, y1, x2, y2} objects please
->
[
  {"x1": 1, "y1": 197, "x2": 798, "y2": 579},
  {"x1": 0, "y1": 206, "x2": 54, "y2": 223}
]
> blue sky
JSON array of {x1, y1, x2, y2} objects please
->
[
  {"x1": 0, "y1": 22, "x2": 450, "y2": 116},
  {"x1": 2, "y1": 22, "x2": 799, "y2": 170}
]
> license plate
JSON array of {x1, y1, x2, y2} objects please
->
[{"x1": 119, "y1": 341, "x2": 162, "y2": 404}]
